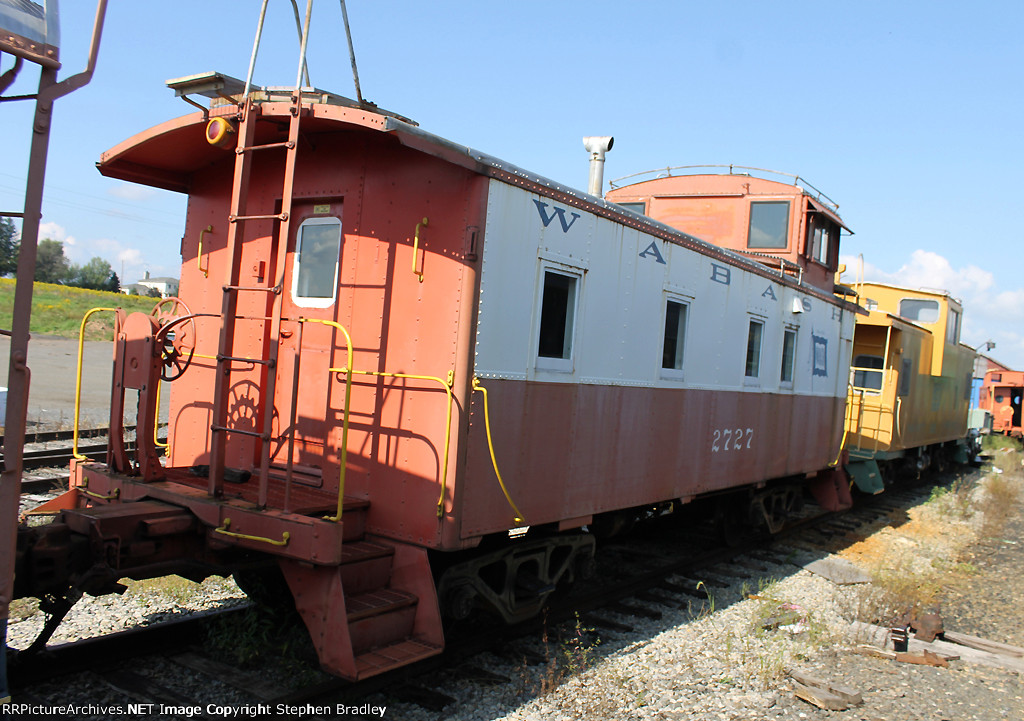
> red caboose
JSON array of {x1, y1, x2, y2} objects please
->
[
  {"x1": 11, "y1": 68, "x2": 860, "y2": 680},
  {"x1": 979, "y1": 369, "x2": 1024, "y2": 437}
]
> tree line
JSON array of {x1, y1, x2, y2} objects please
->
[{"x1": 0, "y1": 217, "x2": 121, "y2": 292}]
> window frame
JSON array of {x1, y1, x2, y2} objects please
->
[
  {"x1": 898, "y1": 298, "x2": 940, "y2": 324},
  {"x1": 660, "y1": 296, "x2": 690, "y2": 381},
  {"x1": 535, "y1": 266, "x2": 582, "y2": 372},
  {"x1": 747, "y1": 201, "x2": 791, "y2": 250},
  {"x1": 898, "y1": 358, "x2": 914, "y2": 396},
  {"x1": 290, "y1": 215, "x2": 343, "y2": 309},
  {"x1": 780, "y1": 326, "x2": 797, "y2": 387},
  {"x1": 744, "y1": 318, "x2": 765, "y2": 383},
  {"x1": 946, "y1": 307, "x2": 961, "y2": 344},
  {"x1": 617, "y1": 201, "x2": 647, "y2": 216},
  {"x1": 852, "y1": 353, "x2": 884, "y2": 393}
]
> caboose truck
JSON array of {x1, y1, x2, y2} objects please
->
[
  {"x1": 1, "y1": 0, "x2": 108, "y2": 703},
  {"x1": 9, "y1": 6, "x2": 862, "y2": 681}
]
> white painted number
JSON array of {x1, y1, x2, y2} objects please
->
[{"x1": 711, "y1": 427, "x2": 754, "y2": 453}]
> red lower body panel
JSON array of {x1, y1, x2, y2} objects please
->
[{"x1": 460, "y1": 381, "x2": 844, "y2": 536}]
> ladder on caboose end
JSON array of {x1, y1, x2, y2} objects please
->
[{"x1": 207, "y1": 1, "x2": 313, "y2": 504}]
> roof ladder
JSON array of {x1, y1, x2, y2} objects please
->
[{"x1": 208, "y1": 0, "x2": 312, "y2": 504}]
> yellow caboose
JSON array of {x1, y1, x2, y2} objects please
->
[{"x1": 843, "y1": 282, "x2": 976, "y2": 491}]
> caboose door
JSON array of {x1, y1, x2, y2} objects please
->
[{"x1": 272, "y1": 202, "x2": 346, "y2": 485}]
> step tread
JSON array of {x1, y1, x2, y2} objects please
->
[
  {"x1": 355, "y1": 638, "x2": 443, "y2": 678},
  {"x1": 341, "y1": 540, "x2": 395, "y2": 565},
  {"x1": 347, "y1": 588, "x2": 417, "y2": 622}
]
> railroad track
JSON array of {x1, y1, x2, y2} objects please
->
[
  {"x1": 7, "y1": 463, "x2": 983, "y2": 718},
  {"x1": 0, "y1": 426, "x2": 162, "y2": 474}
]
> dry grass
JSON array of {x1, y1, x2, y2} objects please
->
[{"x1": 839, "y1": 444, "x2": 1023, "y2": 628}]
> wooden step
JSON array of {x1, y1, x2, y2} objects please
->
[
  {"x1": 340, "y1": 540, "x2": 395, "y2": 594},
  {"x1": 347, "y1": 588, "x2": 418, "y2": 654},
  {"x1": 347, "y1": 588, "x2": 417, "y2": 622},
  {"x1": 354, "y1": 638, "x2": 443, "y2": 679}
]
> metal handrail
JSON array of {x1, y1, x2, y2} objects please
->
[
  {"x1": 472, "y1": 378, "x2": 526, "y2": 525},
  {"x1": 298, "y1": 318, "x2": 354, "y2": 523},
  {"x1": 73, "y1": 307, "x2": 118, "y2": 460},
  {"x1": 214, "y1": 517, "x2": 290, "y2": 547},
  {"x1": 607, "y1": 164, "x2": 839, "y2": 211},
  {"x1": 349, "y1": 368, "x2": 455, "y2": 518},
  {"x1": 847, "y1": 388, "x2": 896, "y2": 455},
  {"x1": 281, "y1": 319, "x2": 455, "y2": 521}
]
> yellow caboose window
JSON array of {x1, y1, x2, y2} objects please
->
[{"x1": 898, "y1": 298, "x2": 939, "y2": 324}]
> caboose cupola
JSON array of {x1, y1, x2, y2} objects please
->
[{"x1": 604, "y1": 166, "x2": 852, "y2": 293}]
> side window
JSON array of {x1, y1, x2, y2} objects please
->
[
  {"x1": 537, "y1": 269, "x2": 580, "y2": 369},
  {"x1": 780, "y1": 328, "x2": 797, "y2": 385},
  {"x1": 661, "y1": 299, "x2": 688, "y2": 377},
  {"x1": 745, "y1": 319, "x2": 764, "y2": 379},
  {"x1": 618, "y1": 201, "x2": 647, "y2": 216},
  {"x1": 852, "y1": 354, "x2": 884, "y2": 391},
  {"x1": 292, "y1": 216, "x2": 342, "y2": 308},
  {"x1": 747, "y1": 201, "x2": 790, "y2": 249},
  {"x1": 807, "y1": 216, "x2": 837, "y2": 266},
  {"x1": 898, "y1": 358, "x2": 913, "y2": 396},
  {"x1": 946, "y1": 308, "x2": 960, "y2": 344},
  {"x1": 898, "y1": 298, "x2": 939, "y2": 323}
]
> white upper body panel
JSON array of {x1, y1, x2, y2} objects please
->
[{"x1": 475, "y1": 179, "x2": 854, "y2": 398}]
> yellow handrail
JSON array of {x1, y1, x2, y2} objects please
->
[
  {"x1": 830, "y1": 382, "x2": 854, "y2": 467},
  {"x1": 198, "y1": 225, "x2": 212, "y2": 278},
  {"x1": 412, "y1": 217, "x2": 428, "y2": 283},
  {"x1": 298, "y1": 318, "x2": 354, "y2": 523},
  {"x1": 214, "y1": 517, "x2": 290, "y2": 547},
  {"x1": 153, "y1": 379, "x2": 168, "y2": 453},
  {"x1": 472, "y1": 377, "x2": 525, "y2": 525},
  {"x1": 80, "y1": 487, "x2": 120, "y2": 501},
  {"x1": 349, "y1": 368, "x2": 455, "y2": 518},
  {"x1": 74, "y1": 307, "x2": 119, "y2": 460}
]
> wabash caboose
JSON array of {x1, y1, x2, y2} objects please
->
[{"x1": 12, "y1": 25, "x2": 862, "y2": 682}]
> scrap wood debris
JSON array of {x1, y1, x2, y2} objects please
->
[{"x1": 789, "y1": 670, "x2": 863, "y2": 711}]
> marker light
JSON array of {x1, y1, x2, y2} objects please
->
[{"x1": 206, "y1": 117, "x2": 237, "y2": 148}]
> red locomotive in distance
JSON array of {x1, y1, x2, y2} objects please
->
[
  {"x1": 979, "y1": 369, "x2": 1024, "y2": 437},
  {"x1": 9, "y1": 8, "x2": 862, "y2": 682}
]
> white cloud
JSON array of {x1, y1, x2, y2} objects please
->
[
  {"x1": 108, "y1": 183, "x2": 157, "y2": 202},
  {"x1": 840, "y1": 250, "x2": 993, "y2": 300},
  {"x1": 39, "y1": 221, "x2": 74, "y2": 247}
]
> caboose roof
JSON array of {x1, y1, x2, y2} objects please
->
[{"x1": 98, "y1": 96, "x2": 863, "y2": 313}]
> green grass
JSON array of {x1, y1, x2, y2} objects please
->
[{"x1": 0, "y1": 278, "x2": 159, "y2": 341}]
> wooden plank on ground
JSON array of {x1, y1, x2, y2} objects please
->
[
  {"x1": 792, "y1": 681, "x2": 848, "y2": 710},
  {"x1": 943, "y1": 631, "x2": 1024, "y2": 658},
  {"x1": 789, "y1": 670, "x2": 863, "y2": 705}
]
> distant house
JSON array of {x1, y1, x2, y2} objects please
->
[{"x1": 121, "y1": 271, "x2": 179, "y2": 298}]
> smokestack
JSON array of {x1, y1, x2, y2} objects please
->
[{"x1": 583, "y1": 136, "x2": 614, "y2": 197}]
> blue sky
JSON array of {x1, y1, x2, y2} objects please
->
[{"x1": 2, "y1": 1, "x2": 1022, "y2": 367}]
